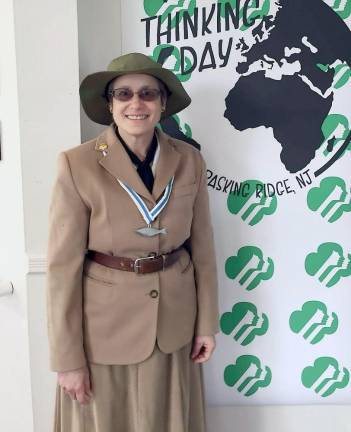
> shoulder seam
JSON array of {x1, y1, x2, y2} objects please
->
[{"x1": 62, "y1": 152, "x2": 91, "y2": 211}]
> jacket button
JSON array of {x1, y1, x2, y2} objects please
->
[{"x1": 149, "y1": 290, "x2": 158, "y2": 298}]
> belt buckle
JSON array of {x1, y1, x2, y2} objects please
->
[{"x1": 134, "y1": 252, "x2": 158, "y2": 274}]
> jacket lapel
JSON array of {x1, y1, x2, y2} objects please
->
[
  {"x1": 95, "y1": 125, "x2": 181, "y2": 205},
  {"x1": 152, "y1": 128, "x2": 181, "y2": 201},
  {"x1": 95, "y1": 125, "x2": 156, "y2": 204}
]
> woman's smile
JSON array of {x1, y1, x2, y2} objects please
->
[{"x1": 125, "y1": 114, "x2": 150, "y2": 120}]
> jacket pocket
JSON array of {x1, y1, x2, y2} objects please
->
[
  {"x1": 177, "y1": 249, "x2": 193, "y2": 274},
  {"x1": 83, "y1": 273, "x2": 118, "y2": 305},
  {"x1": 172, "y1": 182, "x2": 197, "y2": 198},
  {"x1": 181, "y1": 257, "x2": 193, "y2": 274}
]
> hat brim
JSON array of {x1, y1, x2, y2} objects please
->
[{"x1": 79, "y1": 67, "x2": 191, "y2": 125}]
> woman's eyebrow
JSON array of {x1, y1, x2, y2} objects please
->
[{"x1": 114, "y1": 85, "x2": 157, "y2": 90}]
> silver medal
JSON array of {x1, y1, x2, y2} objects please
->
[
  {"x1": 117, "y1": 176, "x2": 174, "y2": 237},
  {"x1": 136, "y1": 226, "x2": 167, "y2": 237}
]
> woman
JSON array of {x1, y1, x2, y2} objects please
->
[{"x1": 46, "y1": 52, "x2": 219, "y2": 432}]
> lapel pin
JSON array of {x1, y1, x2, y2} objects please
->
[{"x1": 98, "y1": 143, "x2": 108, "y2": 156}]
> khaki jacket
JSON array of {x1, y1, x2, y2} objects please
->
[{"x1": 46, "y1": 125, "x2": 219, "y2": 372}]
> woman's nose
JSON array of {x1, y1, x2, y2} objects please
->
[{"x1": 130, "y1": 93, "x2": 144, "y2": 105}]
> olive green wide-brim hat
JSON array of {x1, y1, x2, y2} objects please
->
[{"x1": 79, "y1": 52, "x2": 191, "y2": 125}]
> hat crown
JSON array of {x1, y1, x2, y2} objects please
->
[
  {"x1": 107, "y1": 53, "x2": 160, "y2": 73},
  {"x1": 80, "y1": 51, "x2": 191, "y2": 125}
]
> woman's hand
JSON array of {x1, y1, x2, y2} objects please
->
[
  {"x1": 58, "y1": 366, "x2": 92, "y2": 405},
  {"x1": 190, "y1": 335, "x2": 216, "y2": 363}
]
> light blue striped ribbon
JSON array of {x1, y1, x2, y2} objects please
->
[{"x1": 117, "y1": 176, "x2": 174, "y2": 225}]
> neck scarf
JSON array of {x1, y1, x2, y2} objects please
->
[{"x1": 114, "y1": 124, "x2": 157, "y2": 193}]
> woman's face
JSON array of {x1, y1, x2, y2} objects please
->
[{"x1": 109, "y1": 73, "x2": 165, "y2": 139}]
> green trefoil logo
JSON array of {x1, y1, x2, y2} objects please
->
[
  {"x1": 289, "y1": 301, "x2": 338, "y2": 344},
  {"x1": 319, "y1": 114, "x2": 351, "y2": 158},
  {"x1": 331, "y1": 62, "x2": 351, "y2": 89},
  {"x1": 217, "y1": 0, "x2": 271, "y2": 30},
  {"x1": 221, "y1": 302, "x2": 269, "y2": 345},
  {"x1": 302, "y1": 357, "x2": 350, "y2": 397},
  {"x1": 328, "y1": 0, "x2": 351, "y2": 20},
  {"x1": 144, "y1": 0, "x2": 197, "y2": 27},
  {"x1": 305, "y1": 242, "x2": 351, "y2": 287},
  {"x1": 227, "y1": 180, "x2": 278, "y2": 226},
  {"x1": 225, "y1": 246, "x2": 274, "y2": 291},
  {"x1": 317, "y1": 61, "x2": 351, "y2": 90},
  {"x1": 150, "y1": 44, "x2": 193, "y2": 81},
  {"x1": 307, "y1": 177, "x2": 351, "y2": 222},
  {"x1": 173, "y1": 114, "x2": 192, "y2": 137},
  {"x1": 224, "y1": 355, "x2": 272, "y2": 396}
]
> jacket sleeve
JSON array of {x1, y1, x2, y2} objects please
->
[
  {"x1": 46, "y1": 152, "x2": 90, "y2": 372},
  {"x1": 188, "y1": 151, "x2": 220, "y2": 337}
]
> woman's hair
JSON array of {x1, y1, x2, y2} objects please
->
[{"x1": 105, "y1": 76, "x2": 169, "y2": 106}]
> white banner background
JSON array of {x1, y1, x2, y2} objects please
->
[{"x1": 121, "y1": 0, "x2": 351, "y2": 405}]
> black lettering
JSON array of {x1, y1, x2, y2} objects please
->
[
  {"x1": 208, "y1": 174, "x2": 218, "y2": 189},
  {"x1": 284, "y1": 179, "x2": 294, "y2": 194},
  {"x1": 231, "y1": 182, "x2": 242, "y2": 196},
  {"x1": 219, "y1": 38, "x2": 233, "y2": 67},
  {"x1": 183, "y1": 8, "x2": 199, "y2": 39},
  {"x1": 256, "y1": 183, "x2": 263, "y2": 198},
  {"x1": 180, "y1": 46, "x2": 197, "y2": 74},
  {"x1": 202, "y1": 3, "x2": 216, "y2": 35},
  {"x1": 276, "y1": 181, "x2": 284, "y2": 196},
  {"x1": 224, "y1": 1, "x2": 240, "y2": 30},
  {"x1": 243, "y1": 0, "x2": 260, "y2": 28},
  {"x1": 175, "y1": 11, "x2": 181, "y2": 41},
  {"x1": 242, "y1": 182, "x2": 251, "y2": 197},
  {"x1": 217, "y1": 176, "x2": 226, "y2": 191},
  {"x1": 157, "y1": 14, "x2": 172, "y2": 45},
  {"x1": 207, "y1": 169, "x2": 213, "y2": 181},
  {"x1": 266, "y1": 183, "x2": 276, "y2": 197},
  {"x1": 199, "y1": 42, "x2": 217, "y2": 72},
  {"x1": 224, "y1": 179, "x2": 234, "y2": 193},
  {"x1": 296, "y1": 173, "x2": 306, "y2": 188},
  {"x1": 303, "y1": 169, "x2": 312, "y2": 185},
  {"x1": 217, "y1": 2, "x2": 222, "y2": 33},
  {"x1": 141, "y1": 16, "x2": 157, "y2": 48}
]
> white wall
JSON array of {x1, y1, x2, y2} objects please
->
[
  {"x1": 0, "y1": 0, "x2": 82, "y2": 431},
  {"x1": 0, "y1": 1, "x2": 33, "y2": 431},
  {"x1": 206, "y1": 405, "x2": 351, "y2": 432},
  {"x1": 1, "y1": 0, "x2": 122, "y2": 430},
  {"x1": 77, "y1": 0, "x2": 122, "y2": 142},
  {"x1": 26, "y1": 1, "x2": 121, "y2": 431}
]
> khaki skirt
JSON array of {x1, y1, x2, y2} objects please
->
[{"x1": 53, "y1": 341, "x2": 207, "y2": 432}]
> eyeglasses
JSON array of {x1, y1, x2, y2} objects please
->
[{"x1": 108, "y1": 88, "x2": 162, "y2": 102}]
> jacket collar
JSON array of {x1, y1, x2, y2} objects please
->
[{"x1": 95, "y1": 125, "x2": 181, "y2": 204}]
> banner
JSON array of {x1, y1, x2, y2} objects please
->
[{"x1": 121, "y1": 0, "x2": 351, "y2": 404}]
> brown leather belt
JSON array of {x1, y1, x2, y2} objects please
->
[{"x1": 86, "y1": 248, "x2": 182, "y2": 274}]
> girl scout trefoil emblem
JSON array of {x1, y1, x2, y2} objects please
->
[{"x1": 117, "y1": 177, "x2": 174, "y2": 237}]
